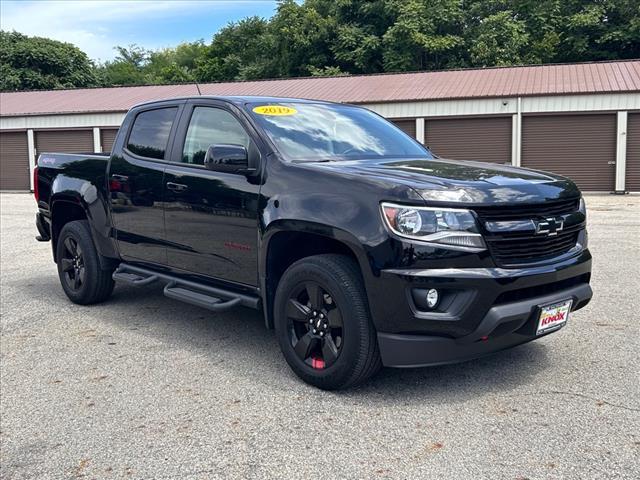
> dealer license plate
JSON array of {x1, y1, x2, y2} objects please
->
[{"x1": 537, "y1": 300, "x2": 572, "y2": 335}]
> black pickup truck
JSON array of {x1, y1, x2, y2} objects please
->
[{"x1": 34, "y1": 96, "x2": 593, "y2": 389}]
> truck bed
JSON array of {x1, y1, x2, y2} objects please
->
[{"x1": 35, "y1": 152, "x2": 111, "y2": 208}]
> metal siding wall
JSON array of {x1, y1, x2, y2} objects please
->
[
  {"x1": 424, "y1": 117, "x2": 512, "y2": 164},
  {"x1": 100, "y1": 128, "x2": 119, "y2": 153},
  {"x1": 35, "y1": 130, "x2": 94, "y2": 155},
  {"x1": 521, "y1": 114, "x2": 617, "y2": 191},
  {"x1": 1, "y1": 112, "x2": 126, "y2": 130},
  {"x1": 364, "y1": 93, "x2": 640, "y2": 119},
  {"x1": 626, "y1": 113, "x2": 640, "y2": 192},
  {"x1": 0, "y1": 131, "x2": 30, "y2": 190},
  {"x1": 390, "y1": 119, "x2": 416, "y2": 138}
]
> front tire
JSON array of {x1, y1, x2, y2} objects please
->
[
  {"x1": 274, "y1": 254, "x2": 381, "y2": 390},
  {"x1": 56, "y1": 220, "x2": 115, "y2": 305}
]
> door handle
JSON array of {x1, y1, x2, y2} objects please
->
[
  {"x1": 111, "y1": 174, "x2": 129, "y2": 181},
  {"x1": 166, "y1": 182, "x2": 188, "y2": 192}
]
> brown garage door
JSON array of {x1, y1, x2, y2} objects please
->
[
  {"x1": 101, "y1": 128, "x2": 119, "y2": 153},
  {"x1": 626, "y1": 113, "x2": 640, "y2": 192},
  {"x1": 35, "y1": 130, "x2": 94, "y2": 156},
  {"x1": 0, "y1": 131, "x2": 30, "y2": 191},
  {"x1": 391, "y1": 119, "x2": 416, "y2": 138},
  {"x1": 521, "y1": 114, "x2": 616, "y2": 191},
  {"x1": 424, "y1": 116, "x2": 511, "y2": 164}
]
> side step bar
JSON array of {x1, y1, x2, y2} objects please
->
[
  {"x1": 163, "y1": 282, "x2": 242, "y2": 312},
  {"x1": 112, "y1": 264, "x2": 260, "y2": 312},
  {"x1": 112, "y1": 268, "x2": 159, "y2": 286}
]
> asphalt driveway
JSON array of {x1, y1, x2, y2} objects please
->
[{"x1": 1, "y1": 193, "x2": 638, "y2": 479}]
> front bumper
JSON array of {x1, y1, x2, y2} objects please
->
[
  {"x1": 378, "y1": 282, "x2": 592, "y2": 367},
  {"x1": 375, "y1": 251, "x2": 592, "y2": 367}
]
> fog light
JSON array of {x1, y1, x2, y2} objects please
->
[{"x1": 426, "y1": 289, "x2": 439, "y2": 308}]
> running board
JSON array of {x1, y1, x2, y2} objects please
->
[
  {"x1": 112, "y1": 263, "x2": 260, "y2": 311},
  {"x1": 163, "y1": 282, "x2": 241, "y2": 312},
  {"x1": 112, "y1": 267, "x2": 158, "y2": 286}
]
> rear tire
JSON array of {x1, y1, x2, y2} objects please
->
[
  {"x1": 56, "y1": 220, "x2": 115, "y2": 305},
  {"x1": 274, "y1": 254, "x2": 381, "y2": 390}
]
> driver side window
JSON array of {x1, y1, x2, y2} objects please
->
[{"x1": 182, "y1": 107, "x2": 251, "y2": 165}]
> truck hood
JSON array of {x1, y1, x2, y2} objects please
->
[{"x1": 300, "y1": 157, "x2": 581, "y2": 205}]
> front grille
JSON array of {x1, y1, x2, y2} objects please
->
[
  {"x1": 474, "y1": 198, "x2": 583, "y2": 267},
  {"x1": 486, "y1": 226, "x2": 581, "y2": 265},
  {"x1": 473, "y1": 198, "x2": 580, "y2": 221},
  {"x1": 494, "y1": 273, "x2": 590, "y2": 305}
]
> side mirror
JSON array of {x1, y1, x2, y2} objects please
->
[{"x1": 203, "y1": 144, "x2": 250, "y2": 173}]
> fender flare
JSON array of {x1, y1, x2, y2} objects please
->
[
  {"x1": 50, "y1": 178, "x2": 118, "y2": 266},
  {"x1": 259, "y1": 219, "x2": 374, "y2": 328},
  {"x1": 260, "y1": 219, "x2": 371, "y2": 278}
]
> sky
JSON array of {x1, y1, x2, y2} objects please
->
[{"x1": 0, "y1": 0, "x2": 279, "y2": 62}]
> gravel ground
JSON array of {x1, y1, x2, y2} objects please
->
[{"x1": 1, "y1": 193, "x2": 639, "y2": 479}]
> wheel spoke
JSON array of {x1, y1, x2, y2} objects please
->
[
  {"x1": 293, "y1": 332, "x2": 317, "y2": 361},
  {"x1": 305, "y1": 282, "x2": 324, "y2": 309},
  {"x1": 327, "y1": 307, "x2": 343, "y2": 328},
  {"x1": 287, "y1": 298, "x2": 310, "y2": 321},
  {"x1": 60, "y1": 258, "x2": 74, "y2": 272},
  {"x1": 73, "y1": 271, "x2": 81, "y2": 289},
  {"x1": 78, "y1": 266, "x2": 86, "y2": 285},
  {"x1": 322, "y1": 335, "x2": 339, "y2": 366},
  {"x1": 64, "y1": 237, "x2": 77, "y2": 256}
]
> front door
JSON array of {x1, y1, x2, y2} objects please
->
[
  {"x1": 163, "y1": 102, "x2": 260, "y2": 286},
  {"x1": 108, "y1": 104, "x2": 181, "y2": 264}
]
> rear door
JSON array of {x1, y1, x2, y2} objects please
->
[
  {"x1": 163, "y1": 100, "x2": 261, "y2": 286},
  {"x1": 521, "y1": 114, "x2": 616, "y2": 191},
  {"x1": 424, "y1": 116, "x2": 512, "y2": 164},
  {"x1": 108, "y1": 102, "x2": 183, "y2": 265},
  {"x1": 0, "y1": 131, "x2": 29, "y2": 191},
  {"x1": 100, "y1": 128, "x2": 119, "y2": 153},
  {"x1": 35, "y1": 129, "x2": 94, "y2": 155},
  {"x1": 626, "y1": 112, "x2": 640, "y2": 192}
]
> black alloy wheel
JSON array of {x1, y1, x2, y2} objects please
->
[
  {"x1": 274, "y1": 254, "x2": 381, "y2": 390},
  {"x1": 286, "y1": 281, "x2": 344, "y2": 370},
  {"x1": 56, "y1": 220, "x2": 115, "y2": 305},
  {"x1": 60, "y1": 236, "x2": 86, "y2": 292}
]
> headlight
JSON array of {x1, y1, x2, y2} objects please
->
[
  {"x1": 579, "y1": 197, "x2": 588, "y2": 248},
  {"x1": 381, "y1": 202, "x2": 486, "y2": 251}
]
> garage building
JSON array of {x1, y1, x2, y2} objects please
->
[{"x1": 1, "y1": 60, "x2": 639, "y2": 192}]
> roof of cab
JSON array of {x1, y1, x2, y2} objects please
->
[{"x1": 131, "y1": 95, "x2": 335, "y2": 110}]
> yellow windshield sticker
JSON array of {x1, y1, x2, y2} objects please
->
[{"x1": 253, "y1": 105, "x2": 298, "y2": 116}]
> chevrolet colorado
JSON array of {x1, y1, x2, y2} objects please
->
[{"x1": 34, "y1": 96, "x2": 593, "y2": 390}]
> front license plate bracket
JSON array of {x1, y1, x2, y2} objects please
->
[{"x1": 536, "y1": 299, "x2": 572, "y2": 335}]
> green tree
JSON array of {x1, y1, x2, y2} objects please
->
[
  {"x1": 147, "y1": 41, "x2": 207, "y2": 83},
  {"x1": 558, "y1": 0, "x2": 640, "y2": 61},
  {"x1": 196, "y1": 16, "x2": 275, "y2": 81},
  {"x1": 329, "y1": 0, "x2": 389, "y2": 73},
  {"x1": 308, "y1": 65, "x2": 348, "y2": 76},
  {"x1": 267, "y1": 0, "x2": 337, "y2": 77},
  {"x1": 4, "y1": 0, "x2": 640, "y2": 92},
  {"x1": 97, "y1": 42, "x2": 207, "y2": 86},
  {"x1": 0, "y1": 30, "x2": 99, "y2": 91},
  {"x1": 468, "y1": 10, "x2": 529, "y2": 66},
  {"x1": 96, "y1": 45, "x2": 149, "y2": 86},
  {"x1": 381, "y1": 0, "x2": 465, "y2": 71}
]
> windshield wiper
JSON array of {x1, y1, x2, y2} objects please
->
[{"x1": 292, "y1": 158, "x2": 333, "y2": 163}]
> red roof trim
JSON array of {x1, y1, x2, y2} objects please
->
[{"x1": 1, "y1": 61, "x2": 639, "y2": 117}]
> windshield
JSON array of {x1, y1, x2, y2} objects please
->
[{"x1": 247, "y1": 102, "x2": 432, "y2": 162}]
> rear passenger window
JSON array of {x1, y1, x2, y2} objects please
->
[{"x1": 127, "y1": 107, "x2": 177, "y2": 160}]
